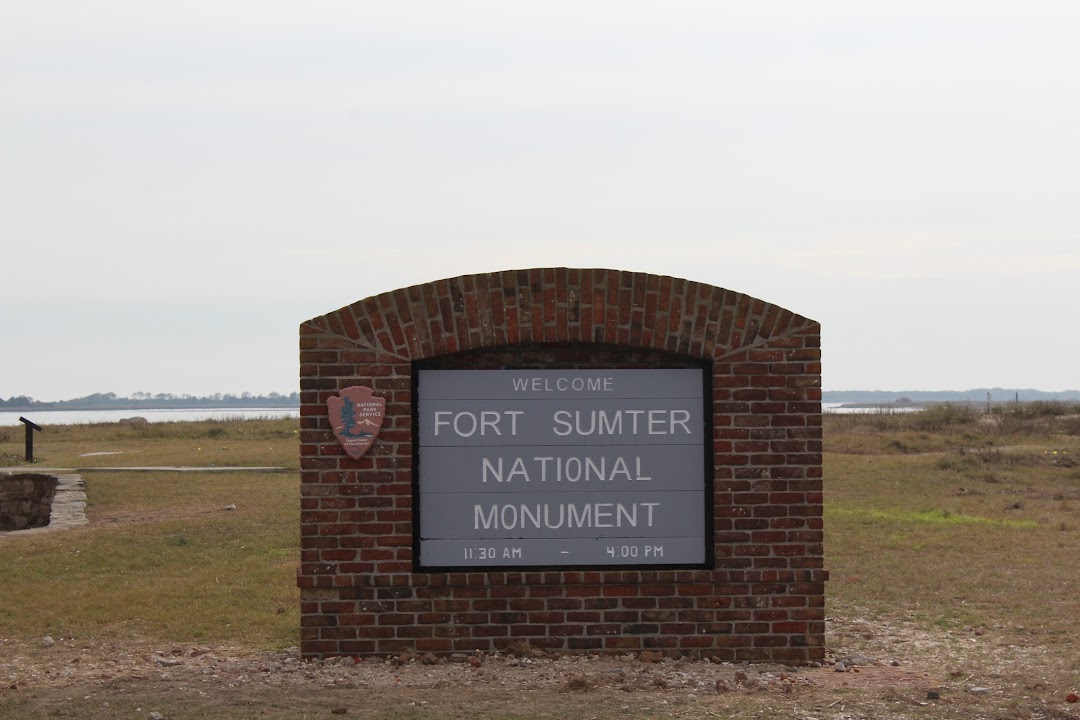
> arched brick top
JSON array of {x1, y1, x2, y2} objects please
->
[{"x1": 301, "y1": 268, "x2": 818, "y2": 362}]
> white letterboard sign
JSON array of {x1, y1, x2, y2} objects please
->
[{"x1": 416, "y1": 369, "x2": 707, "y2": 567}]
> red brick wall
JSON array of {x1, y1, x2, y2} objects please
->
[{"x1": 299, "y1": 268, "x2": 826, "y2": 663}]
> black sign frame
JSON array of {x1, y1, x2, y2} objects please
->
[{"x1": 411, "y1": 357, "x2": 714, "y2": 573}]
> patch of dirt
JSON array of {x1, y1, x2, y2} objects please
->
[
  {"x1": 2, "y1": 615, "x2": 1079, "y2": 719},
  {"x1": 805, "y1": 665, "x2": 939, "y2": 690}
]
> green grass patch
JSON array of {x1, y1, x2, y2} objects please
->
[
  {"x1": 827, "y1": 505, "x2": 1038, "y2": 528},
  {"x1": 0, "y1": 470, "x2": 299, "y2": 646}
]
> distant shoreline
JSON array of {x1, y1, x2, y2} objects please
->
[
  {"x1": 831, "y1": 402, "x2": 923, "y2": 410},
  {"x1": 1, "y1": 392, "x2": 299, "y2": 414},
  {"x1": 6, "y1": 387, "x2": 1080, "y2": 413},
  {"x1": 823, "y1": 388, "x2": 1080, "y2": 404},
  {"x1": 0, "y1": 407, "x2": 299, "y2": 427},
  {"x1": 0, "y1": 403, "x2": 299, "y2": 413}
]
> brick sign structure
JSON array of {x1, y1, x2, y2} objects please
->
[{"x1": 299, "y1": 268, "x2": 826, "y2": 663}]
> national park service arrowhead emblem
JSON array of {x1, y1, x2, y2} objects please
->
[{"x1": 327, "y1": 386, "x2": 386, "y2": 459}]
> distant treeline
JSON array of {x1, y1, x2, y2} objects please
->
[
  {"x1": 0, "y1": 392, "x2": 300, "y2": 412},
  {"x1": 824, "y1": 388, "x2": 1080, "y2": 404},
  {"x1": 6, "y1": 388, "x2": 1079, "y2": 411}
]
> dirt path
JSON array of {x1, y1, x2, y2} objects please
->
[{"x1": 3, "y1": 615, "x2": 1077, "y2": 720}]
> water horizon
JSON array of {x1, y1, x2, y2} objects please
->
[
  {"x1": 0, "y1": 407, "x2": 300, "y2": 426},
  {"x1": 3, "y1": 402, "x2": 925, "y2": 427}
]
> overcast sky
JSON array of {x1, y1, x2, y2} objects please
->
[{"x1": 3, "y1": 1, "x2": 1078, "y2": 401}]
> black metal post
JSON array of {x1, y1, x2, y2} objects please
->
[{"x1": 19, "y1": 417, "x2": 43, "y2": 463}]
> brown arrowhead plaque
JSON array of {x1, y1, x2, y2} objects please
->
[{"x1": 327, "y1": 386, "x2": 386, "y2": 459}]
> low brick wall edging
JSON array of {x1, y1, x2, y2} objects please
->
[{"x1": 0, "y1": 472, "x2": 87, "y2": 537}]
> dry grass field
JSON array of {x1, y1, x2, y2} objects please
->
[
  {"x1": 0, "y1": 409, "x2": 1078, "y2": 719},
  {"x1": 0, "y1": 416, "x2": 298, "y2": 470}
]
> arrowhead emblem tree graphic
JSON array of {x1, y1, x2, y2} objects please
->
[{"x1": 327, "y1": 386, "x2": 386, "y2": 459}]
